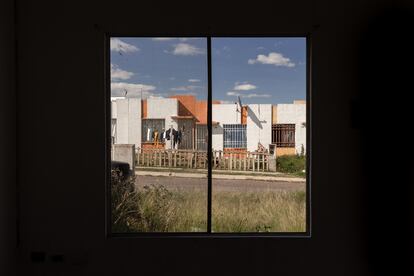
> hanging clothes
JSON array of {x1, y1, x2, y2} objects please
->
[
  {"x1": 147, "y1": 128, "x2": 151, "y2": 142},
  {"x1": 177, "y1": 129, "x2": 182, "y2": 145},
  {"x1": 172, "y1": 129, "x2": 178, "y2": 149},
  {"x1": 165, "y1": 129, "x2": 171, "y2": 140},
  {"x1": 153, "y1": 130, "x2": 159, "y2": 147}
]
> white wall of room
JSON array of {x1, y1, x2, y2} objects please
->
[
  {"x1": 247, "y1": 104, "x2": 272, "y2": 152},
  {"x1": 212, "y1": 104, "x2": 240, "y2": 150},
  {"x1": 277, "y1": 103, "x2": 307, "y2": 154}
]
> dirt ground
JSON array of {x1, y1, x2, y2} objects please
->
[{"x1": 135, "y1": 175, "x2": 305, "y2": 192}]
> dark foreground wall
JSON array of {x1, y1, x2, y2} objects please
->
[
  {"x1": 0, "y1": 0, "x2": 16, "y2": 275},
  {"x1": 14, "y1": 1, "x2": 414, "y2": 275}
]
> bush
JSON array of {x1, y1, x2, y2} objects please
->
[
  {"x1": 111, "y1": 170, "x2": 141, "y2": 233},
  {"x1": 111, "y1": 170, "x2": 179, "y2": 232},
  {"x1": 276, "y1": 154, "x2": 306, "y2": 175}
]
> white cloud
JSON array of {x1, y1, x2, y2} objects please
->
[
  {"x1": 171, "y1": 43, "x2": 204, "y2": 56},
  {"x1": 227, "y1": 91, "x2": 241, "y2": 96},
  {"x1": 152, "y1": 37, "x2": 176, "y2": 41},
  {"x1": 111, "y1": 64, "x2": 134, "y2": 80},
  {"x1": 110, "y1": 38, "x2": 139, "y2": 53},
  {"x1": 171, "y1": 85, "x2": 202, "y2": 91},
  {"x1": 234, "y1": 83, "x2": 257, "y2": 91},
  {"x1": 152, "y1": 38, "x2": 202, "y2": 42},
  {"x1": 226, "y1": 91, "x2": 271, "y2": 98},
  {"x1": 111, "y1": 82, "x2": 156, "y2": 98},
  {"x1": 188, "y1": 79, "x2": 201, "y2": 82},
  {"x1": 244, "y1": 93, "x2": 271, "y2": 98},
  {"x1": 217, "y1": 100, "x2": 234, "y2": 104},
  {"x1": 248, "y1": 52, "x2": 295, "y2": 67}
]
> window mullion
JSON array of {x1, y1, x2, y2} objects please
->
[{"x1": 207, "y1": 36, "x2": 212, "y2": 233}]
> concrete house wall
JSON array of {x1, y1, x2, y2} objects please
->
[
  {"x1": 246, "y1": 104, "x2": 272, "y2": 152},
  {"x1": 276, "y1": 102, "x2": 306, "y2": 154},
  {"x1": 113, "y1": 98, "x2": 141, "y2": 148},
  {"x1": 111, "y1": 98, "x2": 306, "y2": 154},
  {"x1": 212, "y1": 104, "x2": 241, "y2": 151},
  {"x1": 146, "y1": 98, "x2": 178, "y2": 149}
]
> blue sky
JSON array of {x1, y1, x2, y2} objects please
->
[{"x1": 111, "y1": 37, "x2": 306, "y2": 104}]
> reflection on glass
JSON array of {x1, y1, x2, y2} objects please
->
[
  {"x1": 110, "y1": 37, "x2": 208, "y2": 233},
  {"x1": 211, "y1": 38, "x2": 307, "y2": 232}
]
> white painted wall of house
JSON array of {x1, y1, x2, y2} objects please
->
[
  {"x1": 247, "y1": 104, "x2": 272, "y2": 152},
  {"x1": 212, "y1": 104, "x2": 240, "y2": 150},
  {"x1": 113, "y1": 98, "x2": 141, "y2": 148},
  {"x1": 276, "y1": 103, "x2": 306, "y2": 154},
  {"x1": 128, "y1": 99, "x2": 141, "y2": 148},
  {"x1": 147, "y1": 98, "x2": 179, "y2": 149}
]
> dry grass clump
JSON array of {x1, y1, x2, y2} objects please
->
[{"x1": 112, "y1": 172, "x2": 305, "y2": 233}]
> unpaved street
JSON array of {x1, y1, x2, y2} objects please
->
[{"x1": 135, "y1": 175, "x2": 305, "y2": 192}]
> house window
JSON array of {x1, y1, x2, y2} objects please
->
[
  {"x1": 142, "y1": 119, "x2": 165, "y2": 142},
  {"x1": 272, "y1": 124, "x2": 295, "y2": 147},
  {"x1": 196, "y1": 125, "x2": 208, "y2": 151},
  {"x1": 223, "y1": 124, "x2": 247, "y2": 149},
  {"x1": 109, "y1": 36, "x2": 308, "y2": 235}
]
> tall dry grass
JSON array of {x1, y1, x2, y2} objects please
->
[{"x1": 112, "y1": 173, "x2": 306, "y2": 233}]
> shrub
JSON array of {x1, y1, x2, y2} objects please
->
[
  {"x1": 276, "y1": 154, "x2": 306, "y2": 174},
  {"x1": 111, "y1": 170, "x2": 179, "y2": 232},
  {"x1": 111, "y1": 170, "x2": 141, "y2": 233}
]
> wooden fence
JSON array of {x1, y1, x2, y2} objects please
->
[{"x1": 135, "y1": 148, "x2": 271, "y2": 172}]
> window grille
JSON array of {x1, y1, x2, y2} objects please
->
[
  {"x1": 142, "y1": 119, "x2": 165, "y2": 142},
  {"x1": 196, "y1": 125, "x2": 208, "y2": 151},
  {"x1": 272, "y1": 124, "x2": 295, "y2": 147},
  {"x1": 223, "y1": 124, "x2": 247, "y2": 149}
]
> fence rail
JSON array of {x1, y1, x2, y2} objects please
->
[{"x1": 135, "y1": 148, "x2": 272, "y2": 172}]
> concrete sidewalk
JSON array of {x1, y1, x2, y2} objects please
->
[{"x1": 134, "y1": 168, "x2": 305, "y2": 183}]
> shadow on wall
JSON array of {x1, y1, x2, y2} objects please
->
[
  {"x1": 247, "y1": 106, "x2": 263, "y2": 129},
  {"x1": 356, "y1": 4, "x2": 414, "y2": 276}
]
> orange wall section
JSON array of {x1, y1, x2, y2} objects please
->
[{"x1": 142, "y1": 99, "x2": 147, "y2": 118}]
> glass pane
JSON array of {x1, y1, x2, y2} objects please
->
[
  {"x1": 212, "y1": 37, "x2": 307, "y2": 232},
  {"x1": 110, "y1": 37, "x2": 208, "y2": 233}
]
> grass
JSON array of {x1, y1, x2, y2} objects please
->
[
  {"x1": 277, "y1": 154, "x2": 306, "y2": 177},
  {"x1": 112, "y1": 172, "x2": 306, "y2": 233}
]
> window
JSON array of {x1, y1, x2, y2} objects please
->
[
  {"x1": 272, "y1": 124, "x2": 296, "y2": 147},
  {"x1": 109, "y1": 36, "x2": 308, "y2": 235},
  {"x1": 223, "y1": 124, "x2": 247, "y2": 149},
  {"x1": 196, "y1": 125, "x2": 208, "y2": 151},
  {"x1": 142, "y1": 119, "x2": 165, "y2": 143}
]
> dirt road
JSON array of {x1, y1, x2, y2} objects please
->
[{"x1": 135, "y1": 175, "x2": 305, "y2": 192}]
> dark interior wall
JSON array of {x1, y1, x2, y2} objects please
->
[
  {"x1": 15, "y1": 0, "x2": 413, "y2": 275},
  {"x1": 0, "y1": 0, "x2": 16, "y2": 275}
]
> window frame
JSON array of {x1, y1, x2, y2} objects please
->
[
  {"x1": 223, "y1": 124, "x2": 247, "y2": 149},
  {"x1": 272, "y1": 124, "x2": 296, "y2": 148},
  {"x1": 105, "y1": 35, "x2": 312, "y2": 238}
]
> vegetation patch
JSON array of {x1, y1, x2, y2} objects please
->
[
  {"x1": 276, "y1": 154, "x2": 306, "y2": 177},
  {"x1": 112, "y1": 172, "x2": 306, "y2": 233}
]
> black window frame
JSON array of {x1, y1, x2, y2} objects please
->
[{"x1": 105, "y1": 35, "x2": 311, "y2": 238}]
